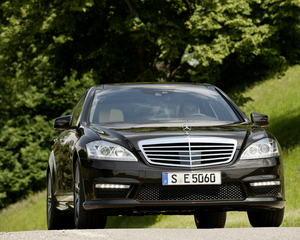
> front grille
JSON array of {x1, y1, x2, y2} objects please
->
[
  {"x1": 95, "y1": 188, "x2": 129, "y2": 199},
  {"x1": 136, "y1": 182, "x2": 245, "y2": 201},
  {"x1": 138, "y1": 136, "x2": 237, "y2": 167},
  {"x1": 252, "y1": 185, "x2": 281, "y2": 196}
]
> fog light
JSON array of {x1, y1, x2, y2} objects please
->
[
  {"x1": 250, "y1": 181, "x2": 280, "y2": 187},
  {"x1": 95, "y1": 184, "x2": 130, "y2": 189}
]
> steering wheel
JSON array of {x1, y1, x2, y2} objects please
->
[{"x1": 186, "y1": 113, "x2": 207, "y2": 119}]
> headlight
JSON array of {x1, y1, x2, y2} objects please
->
[
  {"x1": 240, "y1": 138, "x2": 280, "y2": 160},
  {"x1": 86, "y1": 141, "x2": 138, "y2": 161}
]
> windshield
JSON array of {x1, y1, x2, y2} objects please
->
[{"x1": 89, "y1": 86, "x2": 240, "y2": 124}]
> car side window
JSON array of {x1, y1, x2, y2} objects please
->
[{"x1": 72, "y1": 92, "x2": 87, "y2": 126}]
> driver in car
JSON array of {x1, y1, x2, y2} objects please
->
[{"x1": 179, "y1": 102, "x2": 199, "y2": 118}]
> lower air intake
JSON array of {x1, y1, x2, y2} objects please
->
[
  {"x1": 252, "y1": 185, "x2": 281, "y2": 196},
  {"x1": 136, "y1": 182, "x2": 245, "y2": 201}
]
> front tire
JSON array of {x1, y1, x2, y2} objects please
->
[
  {"x1": 194, "y1": 211, "x2": 227, "y2": 228},
  {"x1": 47, "y1": 171, "x2": 62, "y2": 230},
  {"x1": 247, "y1": 208, "x2": 285, "y2": 227},
  {"x1": 74, "y1": 161, "x2": 107, "y2": 229}
]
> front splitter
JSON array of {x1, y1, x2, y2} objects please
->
[{"x1": 83, "y1": 198, "x2": 285, "y2": 214}]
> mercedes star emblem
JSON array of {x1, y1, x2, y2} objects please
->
[{"x1": 182, "y1": 123, "x2": 191, "y2": 135}]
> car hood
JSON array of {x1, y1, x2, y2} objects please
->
[{"x1": 89, "y1": 121, "x2": 268, "y2": 151}]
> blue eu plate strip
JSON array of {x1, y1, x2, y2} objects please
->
[{"x1": 162, "y1": 173, "x2": 168, "y2": 185}]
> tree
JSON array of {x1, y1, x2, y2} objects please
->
[
  {"x1": 1, "y1": 0, "x2": 300, "y2": 207},
  {"x1": 1, "y1": 0, "x2": 300, "y2": 88}
]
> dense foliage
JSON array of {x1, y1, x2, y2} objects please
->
[{"x1": 1, "y1": 0, "x2": 300, "y2": 207}]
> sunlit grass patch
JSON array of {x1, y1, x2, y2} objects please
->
[
  {"x1": 281, "y1": 208, "x2": 300, "y2": 227},
  {"x1": 0, "y1": 190, "x2": 47, "y2": 232},
  {"x1": 241, "y1": 65, "x2": 300, "y2": 151},
  {"x1": 107, "y1": 215, "x2": 196, "y2": 229},
  {"x1": 225, "y1": 212, "x2": 251, "y2": 228}
]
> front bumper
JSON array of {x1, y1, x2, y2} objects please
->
[{"x1": 80, "y1": 156, "x2": 285, "y2": 215}]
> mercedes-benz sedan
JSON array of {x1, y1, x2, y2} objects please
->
[{"x1": 47, "y1": 83, "x2": 285, "y2": 229}]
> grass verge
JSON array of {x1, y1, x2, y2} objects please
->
[{"x1": 0, "y1": 191, "x2": 47, "y2": 231}]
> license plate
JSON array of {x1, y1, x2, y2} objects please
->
[{"x1": 162, "y1": 172, "x2": 221, "y2": 185}]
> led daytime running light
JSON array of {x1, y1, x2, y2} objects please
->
[
  {"x1": 95, "y1": 184, "x2": 130, "y2": 189},
  {"x1": 250, "y1": 181, "x2": 280, "y2": 187}
]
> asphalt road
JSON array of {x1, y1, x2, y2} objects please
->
[{"x1": 1, "y1": 228, "x2": 300, "y2": 240}]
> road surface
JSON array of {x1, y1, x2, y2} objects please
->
[{"x1": 1, "y1": 228, "x2": 300, "y2": 240}]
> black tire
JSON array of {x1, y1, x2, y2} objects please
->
[
  {"x1": 47, "y1": 172, "x2": 74, "y2": 230},
  {"x1": 47, "y1": 171, "x2": 61, "y2": 230},
  {"x1": 247, "y1": 208, "x2": 285, "y2": 227},
  {"x1": 62, "y1": 213, "x2": 76, "y2": 229},
  {"x1": 74, "y1": 161, "x2": 107, "y2": 229},
  {"x1": 194, "y1": 211, "x2": 227, "y2": 229}
]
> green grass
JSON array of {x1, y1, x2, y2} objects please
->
[
  {"x1": 0, "y1": 191, "x2": 47, "y2": 232},
  {"x1": 1, "y1": 65, "x2": 300, "y2": 231}
]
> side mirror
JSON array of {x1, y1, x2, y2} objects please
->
[
  {"x1": 250, "y1": 113, "x2": 269, "y2": 127},
  {"x1": 54, "y1": 115, "x2": 76, "y2": 130}
]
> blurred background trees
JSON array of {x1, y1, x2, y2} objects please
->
[{"x1": 1, "y1": 0, "x2": 300, "y2": 207}]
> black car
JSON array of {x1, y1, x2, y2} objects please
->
[{"x1": 47, "y1": 83, "x2": 285, "y2": 229}]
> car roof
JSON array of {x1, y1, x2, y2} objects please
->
[{"x1": 94, "y1": 82, "x2": 216, "y2": 90}]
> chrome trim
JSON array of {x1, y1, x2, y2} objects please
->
[
  {"x1": 138, "y1": 136, "x2": 237, "y2": 168},
  {"x1": 245, "y1": 197, "x2": 277, "y2": 202}
]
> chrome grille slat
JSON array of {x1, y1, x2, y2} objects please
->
[
  {"x1": 150, "y1": 159, "x2": 190, "y2": 162},
  {"x1": 191, "y1": 157, "x2": 230, "y2": 161},
  {"x1": 190, "y1": 153, "x2": 232, "y2": 157},
  {"x1": 191, "y1": 149, "x2": 233, "y2": 151},
  {"x1": 191, "y1": 145, "x2": 233, "y2": 148},
  {"x1": 138, "y1": 136, "x2": 237, "y2": 168},
  {"x1": 144, "y1": 150, "x2": 190, "y2": 152},
  {"x1": 144, "y1": 146, "x2": 189, "y2": 149},
  {"x1": 147, "y1": 154, "x2": 190, "y2": 157}
]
